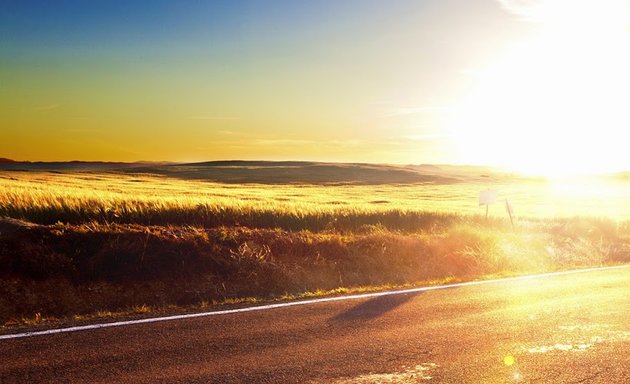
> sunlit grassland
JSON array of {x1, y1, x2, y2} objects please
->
[
  {"x1": 1, "y1": 169, "x2": 630, "y2": 325},
  {"x1": 0, "y1": 171, "x2": 480, "y2": 224},
  {"x1": 2, "y1": 171, "x2": 630, "y2": 227}
]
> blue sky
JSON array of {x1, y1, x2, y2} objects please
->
[{"x1": 4, "y1": 0, "x2": 626, "y2": 175}]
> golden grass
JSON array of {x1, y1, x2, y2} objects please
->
[
  {"x1": 0, "y1": 170, "x2": 465, "y2": 214},
  {"x1": 1, "y1": 169, "x2": 630, "y2": 326},
  {"x1": 2, "y1": 216, "x2": 629, "y2": 325},
  {"x1": 2, "y1": 170, "x2": 630, "y2": 227}
]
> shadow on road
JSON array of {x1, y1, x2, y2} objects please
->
[{"x1": 331, "y1": 292, "x2": 420, "y2": 322}]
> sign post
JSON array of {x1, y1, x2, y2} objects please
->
[{"x1": 505, "y1": 199, "x2": 515, "y2": 230}]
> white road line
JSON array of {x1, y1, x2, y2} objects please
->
[{"x1": 2, "y1": 264, "x2": 629, "y2": 341}]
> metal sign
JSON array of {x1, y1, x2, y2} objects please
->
[{"x1": 479, "y1": 189, "x2": 498, "y2": 206}]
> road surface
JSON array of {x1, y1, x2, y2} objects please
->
[{"x1": 2, "y1": 267, "x2": 630, "y2": 383}]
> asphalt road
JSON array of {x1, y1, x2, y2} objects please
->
[{"x1": 2, "y1": 267, "x2": 630, "y2": 383}]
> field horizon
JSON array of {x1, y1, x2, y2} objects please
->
[{"x1": 2, "y1": 159, "x2": 628, "y2": 184}]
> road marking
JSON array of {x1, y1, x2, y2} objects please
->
[{"x1": 1, "y1": 264, "x2": 629, "y2": 340}]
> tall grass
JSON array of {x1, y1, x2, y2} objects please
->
[
  {"x1": 2, "y1": 217, "x2": 628, "y2": 323},
  {"x1": 1, "y1": 170, "x2": 629, "y2": 324},
  {"x1": 0, "y1": 171, "x2": 488, "y2": 231},
  {"x1": 2, "y1": 171, "x2": 630, "y2": 229}
]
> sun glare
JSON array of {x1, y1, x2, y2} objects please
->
[{"x1": 449, "y1": 0, "x2": 630, "y2": 177}]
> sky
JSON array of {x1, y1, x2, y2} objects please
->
[{"x1": 2, "y1": 0, "x2": 629, "y2": 175}]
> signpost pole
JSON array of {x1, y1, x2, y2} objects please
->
[{"x1": 506, "y1": 199, "x2": 515, "y2": 230}]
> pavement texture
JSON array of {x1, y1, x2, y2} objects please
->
[{"x1": 2, "y1": 267, "x2": 630, "y2": 383}]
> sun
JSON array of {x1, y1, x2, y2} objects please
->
[{"x1": 448, "y1": 0, "x2": 630, "y2": 177}]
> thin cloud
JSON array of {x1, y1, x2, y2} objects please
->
[
  {"x1": 216, "y1": 130, "x2": 241, "y2": 136},
  {"x1": 253, "y1": 139, "x2": 317, "y2": 146},
  {"x1": 385, "y1": 106, "x2": 448, "y2": 117},
  {"x1": 63, "y1": 128, "x2": 101, "y2": 133},
  {"x1": 188, "y1": 116, "x2": 240, "y2": 120},
  {"x1": 497, "y1": 0, "x2": 538, "y2": 17},
  {"x1": 402, "y1": 133, "x2": 453, "y2": 141},
  {"x1": 329, "y1": 139, "x2": 363, "y2": 148},
  {"x1": 37, "y1": 104, "x2": 60, "y2": 111},
  {"x1": 498, "y1": 0, "x2": 630, "y2": 23},
  {"x1": 225, "y1": 138, "x2": 366, "y2": 148},
  {"x1": 497, "y1": 0, "x2": 561, "y2": 22}
]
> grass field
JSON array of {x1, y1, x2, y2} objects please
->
[{"x1": 1, "y1": 162, "x2": 629, "y2": 326}]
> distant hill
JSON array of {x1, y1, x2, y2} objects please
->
[
  {"x1": 0, "y1": 160, "x2": 169, "y2": 171},
  {"x1": 131, "y1": 161, "x2": 511, "y2": 185},
  {"x1": 0, "y1": 159, "x2": 516, "y2": 185},
  {"x1": 181, "y1": 160, "x2": 316, "y2": 168}
]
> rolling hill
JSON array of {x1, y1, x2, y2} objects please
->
[{"x1": 0, "y1": 159, "x2": 514, "y2": 185}]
